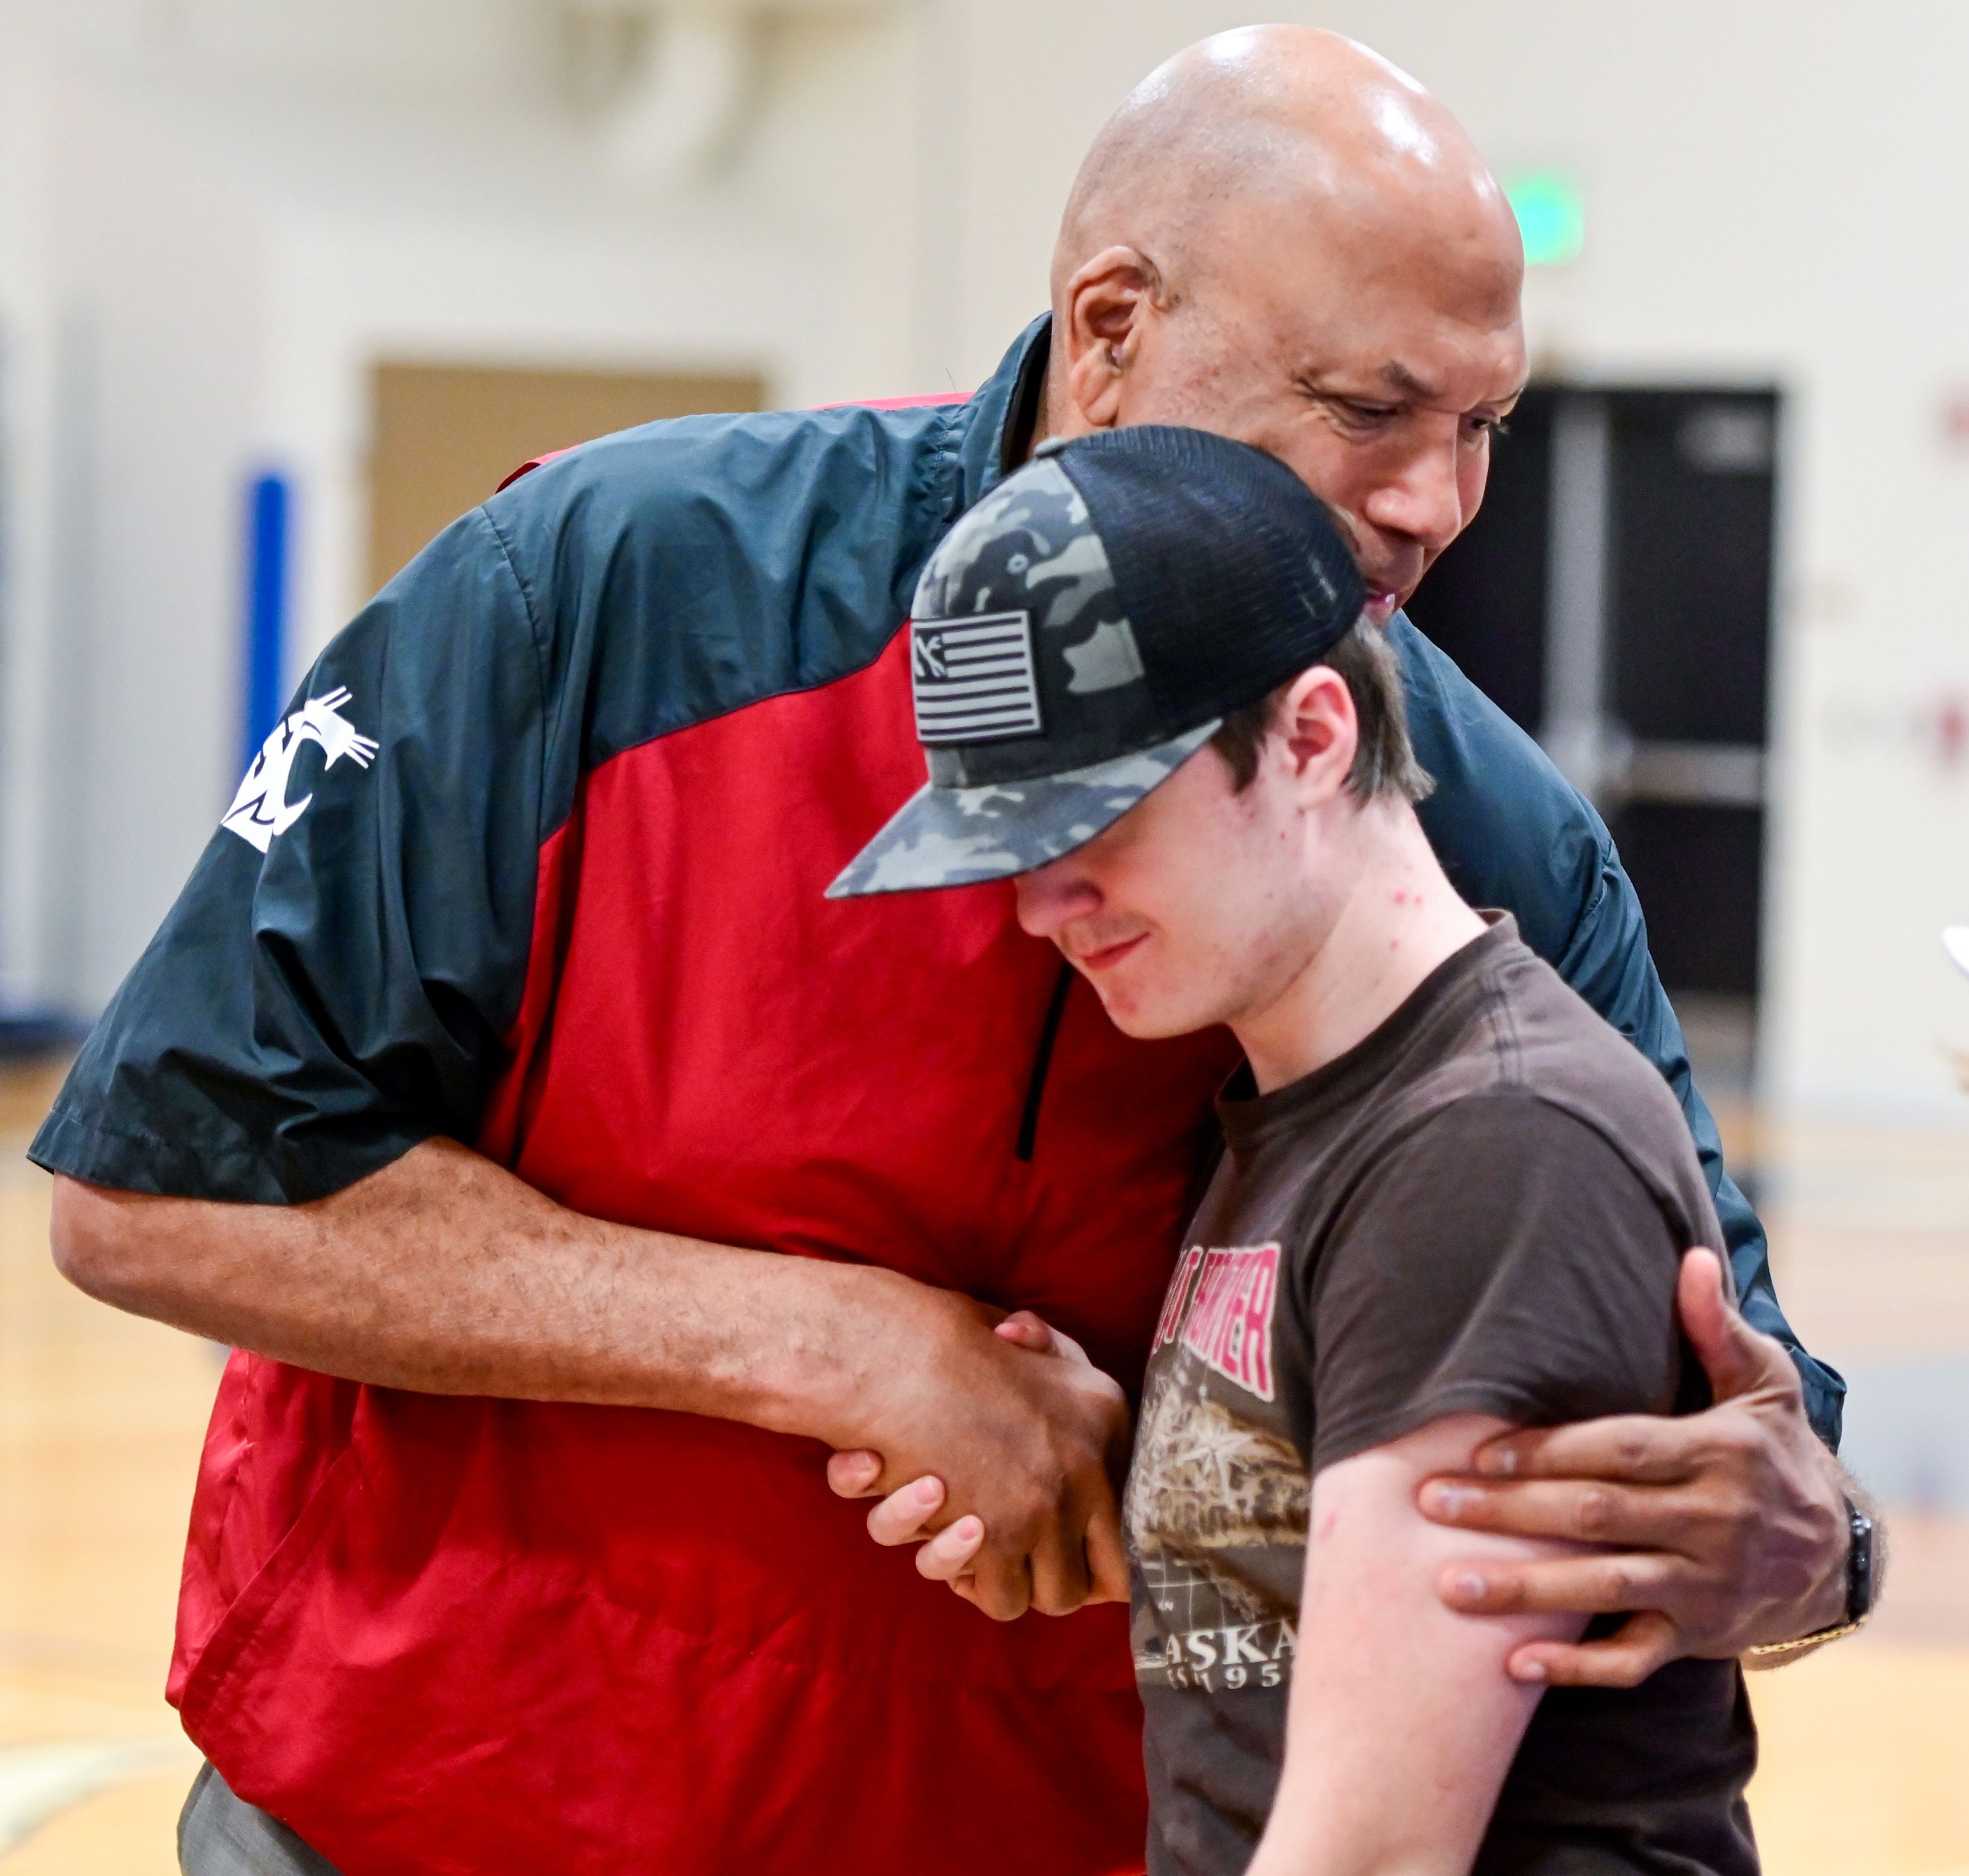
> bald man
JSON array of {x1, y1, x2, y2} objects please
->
[{"x1": 38, "y1": 27, "x2": 1851, "y2": 1876}]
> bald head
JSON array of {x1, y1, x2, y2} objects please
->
[
  {"x1": 1055, "y1": 26, "x2": 1518, "y2": 309},
  {"x1": 1041, "y1": 27, "x2": 1528, "y2": 630},
  {"x1": 1056, "y1": 28, "x2": 1518, "y2": 302}
]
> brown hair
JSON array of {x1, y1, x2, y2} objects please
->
[{"x1": 1210, "y1": 619, "x2": 1434, "y2": 805}]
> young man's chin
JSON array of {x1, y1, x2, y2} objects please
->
[{"x1": 1090, "y1": 984, "x2": 1215, "y2": 1043}]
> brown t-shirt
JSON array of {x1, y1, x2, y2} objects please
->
[{"x1": 1125, "y1": 917, "x2": 1759, "y2": 1876}]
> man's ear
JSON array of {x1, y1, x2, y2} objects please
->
[
  {"x1": 1056, "y1": 247, "x2": 1158, "y2": 432},
  {"x1": 1279, "y1": 667, "x2": 1358, "y2": 807}
]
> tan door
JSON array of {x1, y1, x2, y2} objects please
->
[{"x1": 367, "y1": 362, "x2": 766, "y2": 597}]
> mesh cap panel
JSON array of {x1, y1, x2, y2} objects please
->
[{"x1": 1057, "y1": 426, "x2": 1364, "y2": 735}]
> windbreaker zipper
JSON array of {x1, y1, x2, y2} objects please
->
[{"x1": 1015, "y1": 960, "x2": 1075, "y2": 1163}]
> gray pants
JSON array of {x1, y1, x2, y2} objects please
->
[{"x1": 178, "y1": 1763, "x2": 343, "y2": 1876}]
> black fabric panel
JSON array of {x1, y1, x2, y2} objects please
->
[{"x1": 32, "y1": 509, "x2": 550, "y2": 1202}]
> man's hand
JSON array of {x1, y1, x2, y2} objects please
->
[
  {"x1": 828, "y1": 1311, "x2": 1133, "y2": 1622},
  {"x1": 1418, "y1": 1248, "x2": 1850, "y2": 1687}
]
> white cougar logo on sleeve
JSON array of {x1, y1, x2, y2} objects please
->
[{"x1": 222, "y1": 687, "x2": 379, "y2": 853}]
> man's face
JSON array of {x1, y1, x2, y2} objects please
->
[
  {"x1": 1083, "y1": 192, "x2": 1526, "y2": 625},
  {"x1": 1013, "y1": 739, "x2": 1334, "y2": 1040}
]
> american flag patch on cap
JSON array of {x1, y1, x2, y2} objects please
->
[{"x1": 910, "y1": 612, "x2": 1043, "y2": 744}]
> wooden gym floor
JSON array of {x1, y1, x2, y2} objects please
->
[{"x1": 2, "y1": 1059, "x2": 1965, "y2": 1873}]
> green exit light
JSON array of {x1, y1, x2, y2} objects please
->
[{"x1": 1507, "y1": 171, "x2": 1584, "y2": 267}]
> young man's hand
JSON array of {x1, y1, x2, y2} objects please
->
[
  {"x1": 828, "y1": 1310, "x2": 1133, "y2": 1620},
  {"x1": 1417, "y1": 1249, "x2": 1852, "y2": 1686}
]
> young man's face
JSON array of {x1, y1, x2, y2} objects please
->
[{"x1": 1013, "y1": 736, "x2": 1335, "y2": 1040}]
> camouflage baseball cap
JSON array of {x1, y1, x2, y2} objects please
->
[{"x1": 827, "y1": 424, "x2": 1364, "y2": 898}]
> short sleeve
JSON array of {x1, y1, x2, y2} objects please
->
[
  {"x1": 1306, "y1": 1092, "x2": 1687, "y2": 1473},
  {"x1": 28, "y1": 506, "x2": 548, "y2": 1204}
]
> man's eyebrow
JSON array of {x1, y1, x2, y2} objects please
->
[
  {"x1": 1380, "y1": 361, "x2": 1529, "y2": 409},
  {"x1": 1304, "y1": 363, "x2": 1527, "y2": 408},
  {"x1": 1380, "y1": 361, "x2": 1441, "y2": 398}
]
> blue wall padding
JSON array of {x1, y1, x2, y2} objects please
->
[{"x1": 242, "y1": 471, "x2": 290, "y2": 770}]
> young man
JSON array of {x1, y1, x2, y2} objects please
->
[{"x1": 832, "y1": 423, "x2": 1790, "y2": 1873}]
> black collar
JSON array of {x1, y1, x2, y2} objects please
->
[
  {"x1": 998, "y1": 316, "x2": 1053, "y2": 477},
  {"x1": 945, "y1": 314, "x2": 1053, "y2": 521}
]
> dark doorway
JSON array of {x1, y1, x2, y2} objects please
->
[{"x1": 1405, "y1": 384, "x2": 1779, "y2": 1005}]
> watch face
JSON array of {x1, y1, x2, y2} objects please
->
[{"x1": 1847, "y1": 1502, "x2": 1877, "y2": 1621}]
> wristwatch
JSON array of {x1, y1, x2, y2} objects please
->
[
  {"x1": 1843, "y1": 1496, "x2": 1878, "y2": 1621},
  {"x1": 1745, "y1": 1496, "x2": 1876, "y2": 1659}
]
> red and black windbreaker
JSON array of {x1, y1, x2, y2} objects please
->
[{"x1": 32, "y1": 315, "x2": 1834, "y2": 1875}]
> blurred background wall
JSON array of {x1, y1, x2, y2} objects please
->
[{"x1": 2, "y1": 0, "x2": 1967, "y2": 1120}]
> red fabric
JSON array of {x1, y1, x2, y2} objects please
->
[
  {"x1": 170, "y1": 631, "x2": 1238, "y2": 1875},
  {"x1": 834, "y1": 391, "x2": 973, "y2": 410},
  {"x1": 494, "y1": 446, "x2": 574, "y2": 492}
]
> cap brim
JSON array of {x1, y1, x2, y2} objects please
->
[
  {"x1": 827, "y1": 722, "x2": 1222, "y2": 899},
  {"x1": 1946, "y1": 926, "x2": 1969, "y2": 978}
]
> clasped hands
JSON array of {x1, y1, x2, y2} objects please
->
[
  {"x1": 828, "y1": 1303, "x2": 1132, "y2": 1621},
  {"x1": 827, "y1": 1251, "x2": 1855, "y2": 1686}
]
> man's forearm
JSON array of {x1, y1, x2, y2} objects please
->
[
  {"x1": 50, "y1": 1136, "x2": 916, "y2": 1443},
  {"x1": 52, "y1": 1133, "x2": 1134, "y2": 1616}
]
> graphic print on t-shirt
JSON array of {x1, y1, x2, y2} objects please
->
[{"x1": 1127, "y1": 1241, "x2": 1306, "y2": 1693}]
